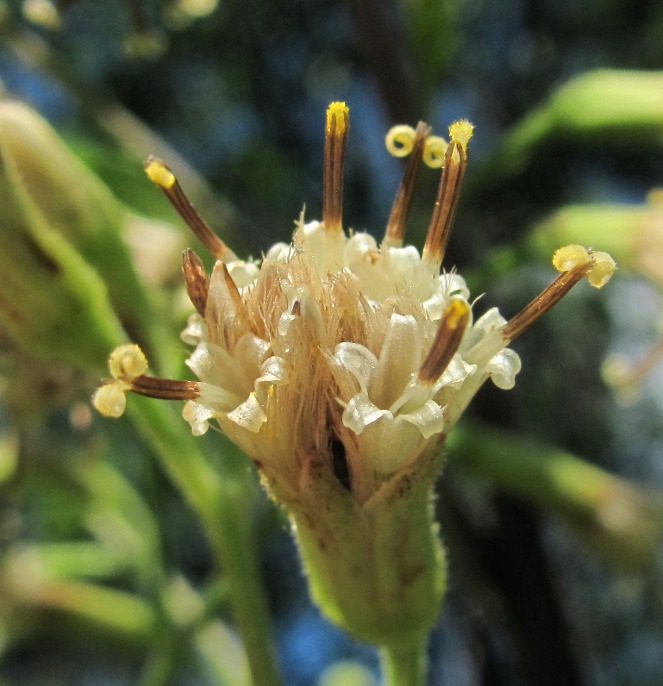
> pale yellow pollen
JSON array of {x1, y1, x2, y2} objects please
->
[
  {"x1": 145, "y1": 158, "x2": 176, "y2": 189},
  {"x1": 109, "y1": 344, "x2": 148, "y2": 381},
  {"x1": 326, "y1": 102, "x2": 349, "y2": 135},
  {"x1": 448, "y1": 119, "x2": 474, "y2": 149},
  {"x1": 92, "y1": 382, "x2": 128, "y2": 418}
]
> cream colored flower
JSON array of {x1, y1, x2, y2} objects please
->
[{"x1": 94, "y1": 103, "x2": 615, "y2": 505}]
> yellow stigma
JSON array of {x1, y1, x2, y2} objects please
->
[
  {"x1": 109, "y1": 344, "x2": 148, "y2": 381},
  {"x1": 587, "y1": 251, "x2": 617, "y2": 288},
  {"x1": 144, "y1": 157, "x2": 176, "y2": 189},
  {"x1": 326, "y1": 102, "x2": 349, "y2": 135},
  {"x1": 422, "y1": 136, "x2": 448, "y2": 169},
  {"x1": 552, "y1": 244, "x2": 591, "y2": 272},
  {"x1": 449, "y1": 119, "x2": 474, "y2": 149},
  {"x1": 385, "y1": 124, "x2": 416, "y2": 157},
  {"x1": 552, "y1": 244, "x2": 615, "y2": 287},
  {"x1": 92, "y1": 383, "x2": 128, "y2": 418}
]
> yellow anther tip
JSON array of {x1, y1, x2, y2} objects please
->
[
  {"x1": 326, "y1": 102, "x2": 349, "y2": 134},
  {"x1": 449, "y1": 119, "x2": 474, "y2": 148},
  {"x1": 109, "y1": 344, "x2": 148, "y2": 381},
  {"x1": 552, "y1": 244, "x2": 590, "y2": 272},
  {"x1": 92, "y1": 382, "x2": 127, "y2": 418},
  {"x1": 444, "y1": 297, "x2": 471, "y2": 329},
  {"x1": 144, "y1": 156, "x2": 176, "y2": 189},
  {"x1": 587, "y1": 251, "x2": 617, "y2": 289}
]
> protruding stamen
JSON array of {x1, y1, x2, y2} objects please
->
[
  {"x1": 93, "y1": 344, "x2": 200, "y2": 418},
  {"x1": 383, "y1": 121, "x2": 432, "y2": 247},
  {"x1": 418, "y1": 298, "x2": 471, "y2": 383},
  {"x1": 144, "y1": 156, "x2": 237, "y2": 262},
  {"x1": 323, "y1": 102, "x2": 350, "y2": 233},
  {"x1": 129, "y1": 375, "x2": 199, "y2": 401},
  {"x1": 182, "y1": 248, "x2": 209, "y2": 316},
  {"x1": 422, "y1": 119, "x2": 474, "y2": 265},
  {"x1": 502, "y1": 245, "x2": 616, "y2": 342}
]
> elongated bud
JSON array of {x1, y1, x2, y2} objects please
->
[
  {"x1": 145, "y1": 156, "x2": 237, "y2": 262},
  {"x1": 422, "y1": 120, "x2": 474, "y2": 265},
  {"x1": 181, "y1": 248, "x2": 209, "y2": 316},
  {"x1": 418, "y1": 298, "x2": 471, "y2": 383},
  {"x1": 323, "y1": 102, "x2": 350, "y2": 233}
]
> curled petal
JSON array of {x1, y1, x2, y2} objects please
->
[
  {"x1": 334, "y1": 343, "x2": 378, "y2": 394},
  {"x1": 183, "y1": 400, "x2": 215, "y2": 436},
  {"x1": 438, "y1": 355, "x2": 475, "y2": 389},
  {"x1": 342, "y1": 392, "x2": 390, "y2": 435},
  {"x1": 181, "y1": 314, "x2": 208, "y2": 345},
  {"x1": 397, "y1": 399, "x2": 445, "y2": 439},
  {"x1": 486, "y1": 348, "x2": 522, "y2": 390},
  {"x1": 226, "y1": 259, "x2": 260, "y2": 288},
  {"x1": 256, "y1": 356, "x2": 289, "y2": 386},
  {"x1": 227, "y1": 392, "x2": 268, "y2": 432}
]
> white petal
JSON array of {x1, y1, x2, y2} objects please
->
[
  {"x1": 438, "y1": 355, "x2": 475, "y2": 389},
  {"x1": 334, "y1": 343, "x2": 378, "y2": 393},
  {"x1": 373, "y1": 313, "x2": 421, "y2": 407},
  {"x1": 471, "y1": 307, "x2": 506, "y2": 336},
  {"x1": 358, "y1": 417, "x2": 426, "y2": 474},
  {"x1": 397, "y1": 400, "x2": 445, "y2": 439},
  {"x1": 256, "y1": 356, "x2": 289, "y2": 385},
  {"x1": 441, "y1": 273, "x2": 470, "y2": 300},
  {"x1": 187, "y1": 342, "x2": 239, "y2": 389},
  {"x1": 180, "y1": 314, "x2": 207, "y2": 346},
  {"x1": 198, "y1": 382, "x2": 243, "y2": 411},
  {"x1": 226, "y1": 392, "x2": 267, "y2": 432},
  {"x1": 182, "y1": 401, "x2": 214, "y2": 436},
  {"x1": 264, "y1": 241, "x2": 292, "y2": 262},
  {"x1": 486, "y1": 348, "x2": 522, "y2": 390},
  {"x1": 342, "y1": 392, "x2": 390, "y2": 435},
  {"x1": 227, "y1": 260, "x2": 260, "y2": 288},
  {"x1": 345, "y1": 232, "x2": 378, "y2": 266},
  {"x1": 233, "y1": 333, "x2": 270, "y2": 368}
]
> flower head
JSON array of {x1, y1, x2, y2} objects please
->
[{"x1": 95, "y1": 103, "x2": 615, "y2": 506}]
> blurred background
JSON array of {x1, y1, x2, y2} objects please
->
[{"x1": 0, "y1": 0, "x2": 662, "y2": 684}]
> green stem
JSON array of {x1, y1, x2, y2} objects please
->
[{"x1": 380, "y1": 637, "x2": 428, "y2": 686}]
